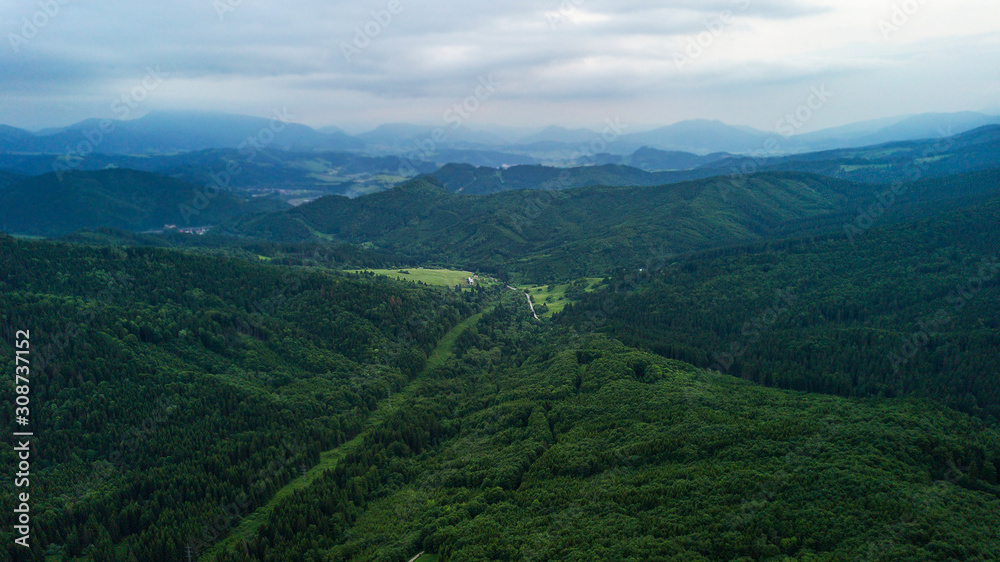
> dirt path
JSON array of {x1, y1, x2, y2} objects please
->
[{"x1": 525, "y1": 292, "x2": 540, "y2": 320}]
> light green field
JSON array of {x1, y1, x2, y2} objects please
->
[
  {"x1": 353, "y1": 268, "x2": 476, "y2": 287},
  {"x1": 916, "y1": 155, "x2": 949, "y2": 165},
  {"x1": 521, "y1": 277, "x2": 605, "y2": 317},
  {"x1": 839, "y1": 164, "x2": 890, "y2": 173}
]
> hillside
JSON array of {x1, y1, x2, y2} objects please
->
[
  {"x1": 430, "y1": 126, "x2": 1000, "y2": 196},
  {"x1": 0, "y1": 237, "x2": 479, "y2": 560},
  {"x1": 704, "y1": 125, "x2": 1000, "y2": 185},
  {"x1": 0, "y1": 169, "x2": 21, "y2": 189},
  {"x1": 791, "y1": 111, "x2": 1000, "y2": 151},
  {"x1": 1, "y1": 243, "x2": 998, "y2": 560},
  {"x1": 0, "y1": 149, "x2": 437, "y2": 201},
  {"x1": 425, "y1": 163, "x2": 710, "y2": 195},
  {"x1": 222, "y1": 172, "x2": 868, "y2": 280},
  {"x1": 206, "y1": 295, "x2": 1000, "y2": 561},
  {"x1": 562, "y1": 192, "x2": 1000, "y2": 420},
  {"x1": 0, "y1": 111, "x2": 364, "y2": 154},
  {"x1": 0, "y1": 169, "x2": 288, "y2": 236}
]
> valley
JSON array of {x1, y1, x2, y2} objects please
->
[{"x1": 2, "y1": 116, "x2": 999, "y2": 561}]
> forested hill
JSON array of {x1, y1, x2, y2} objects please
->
[
  {"x1": 2, "y1": 242, "x2": 998, "y2": 560},
  {"x1": 0, "y1": 169, "x2": 287, "y2": 236},
  {"x1": 424, "y1": 162, "x2": 713, "y2": 195},
  {"x1": 428, "y1": 125, "x2": 1000, "y2": 195},
  {"x1": 701, "y1": 124, "x2": 1000, "y2": 185},
  {"x1": 561, "y1": 192, "x2": 1000, "y2": 420},
  {"x1": 216, "y1": 295, "x2": 1000, "y2": 560},
  {"x1": 0, "y1": 169, "x2": 21, "y2": 189},
  {"x1": 0, "y1": 236, "x2": 481, "y2": 560},
  {"x1": 221, "y1": 172, "x2": 864, "y2": 281}
]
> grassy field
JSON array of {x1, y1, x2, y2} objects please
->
[
  {"x1": 521, "y1": 277, "x2": 605, "y2": 317},
  {"x1": 352, "y1": 268, "x2": 476, "y2": 287}
]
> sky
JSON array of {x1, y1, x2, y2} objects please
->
[{"x1": 0, "y1": 0, "x2": 998, "y2": 134}]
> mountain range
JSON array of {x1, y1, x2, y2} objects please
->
[
  {"x1": 3, "y1": 108, "x2": 1000, "y2": 561},
  {"x1": 5, "y1": 110, "x2": 999, "y2": 161}
]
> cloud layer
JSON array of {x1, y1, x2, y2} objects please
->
[{"x1": 1, "y1": 0, "x2": 997, "y2": 132}]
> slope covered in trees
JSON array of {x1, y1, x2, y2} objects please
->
[
  {"x1": 222, "y1": 172, "x2": 866, "y2": 281},
  {"x1": 425, "y1": 162, "x2": 713, "y2": 195},
  {"x1": 0, "y1": 237, "x2": 480, "y2": 560},
  {"x1": 703, "y1": 125, "x2": 1000, "y2": 185},
  {"x1": 0, "y1": 169, "x2": 287, "y2": 236},
  {"x1": 562, "y1": 193, "x2": 1000, "y2": 421},
  {"x1": 208, "y1": 295, "x2": 1000, "y2": 561}
]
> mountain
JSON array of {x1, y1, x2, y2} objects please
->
[
  {"x1": 0, "y1": 124, "x2": 36, "y2": 148},
  {"x1": 625, "y1": 146, "x2": 732, "y2": 171},
  {"x1": 425, "y1": 162, "x2": 713, "y2": 195},
  {"x1": 213, "y1": 308, "x2": 1000, "y2": 560},
  {"x1": 317, "y1": 124, "x2": 349, "y2": 135},
  {"x1": 428, "y1": 149, "x2": 539, "y2": 168},
  {"x1": 4, "y1": 237, "x2": 999, "y2": 560},
  {"x1": 154, "y1": 149, "x2": 436, "y2": 198},
  {"x1": 0, "y1": 111, "x2": 365, "y2": 154},
  {"x1": 357, "y1": 123, "x2": 509, "y2": 151},
  {"x1": 564, "y1": 188, "x2": 1000, "y2": 421},
  {"x1": 0, "y1": 236, "x2": 474, "y2": 560},
  {"x1": 424, "y1": 126, "x2": 1000, "y2": 196},
  {"x1": 0, "y1": 148, "x2": 438, "y2": 200},
  {"x1": 619, "y1": 119, "x2": 769, "y2": 154},
  {"x1": 793, "y1": 111, "x2": 1000, "y2": 151},
  {"x1": 222, "y1": 171, "x2": 869, "y2": 280},
  {"x1": 4, "y1": 167, "x2": 1000, "y2": 560},
  {"x1": 0, "y1": 168, "x2": 288, "y2": 236},
  {"x1": 0, "y1": 169, "x2": 21, "y2": 189},
  {"x1": 517, "y1": 125, "x2": 602, "y2": 145},
  {"x1": 704, "y1": 125, "x2": 1000, "y2": 185},
  {"x1": 566, "y1": 148, "x2": 732, "y2": 170}
]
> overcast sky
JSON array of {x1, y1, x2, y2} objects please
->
[{"x1": 1, "y1": 0, "x2": 997, "y2": 133}]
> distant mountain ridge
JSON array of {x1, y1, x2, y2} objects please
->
[
  {"x1": 0, "y1": 111, "x2": 364, "y2": 154},
  {"x1": 425, "y1": 162, "x2": 717, "y2": 195},
  {"x1": 220, "y1": 171, "x2": 869, "y2": 280},
  {"x1": 5, "y1": 110, "x2": 996, "y2": 160}
]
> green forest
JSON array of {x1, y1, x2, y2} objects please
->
[{"x1": 2, "y1": 152, "x2": 1000, "y2": 560}]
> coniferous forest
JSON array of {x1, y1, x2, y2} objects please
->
[
  {"x1": 2, "y1": 147, "x2": 1000, "y2": 560},
  {"x1": 6, "y1": 0, "x2": 1000, "y2": 557}
]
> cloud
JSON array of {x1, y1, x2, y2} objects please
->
[{"x1": 0, "y1": 0, "x2": 997, "y2": 131}]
